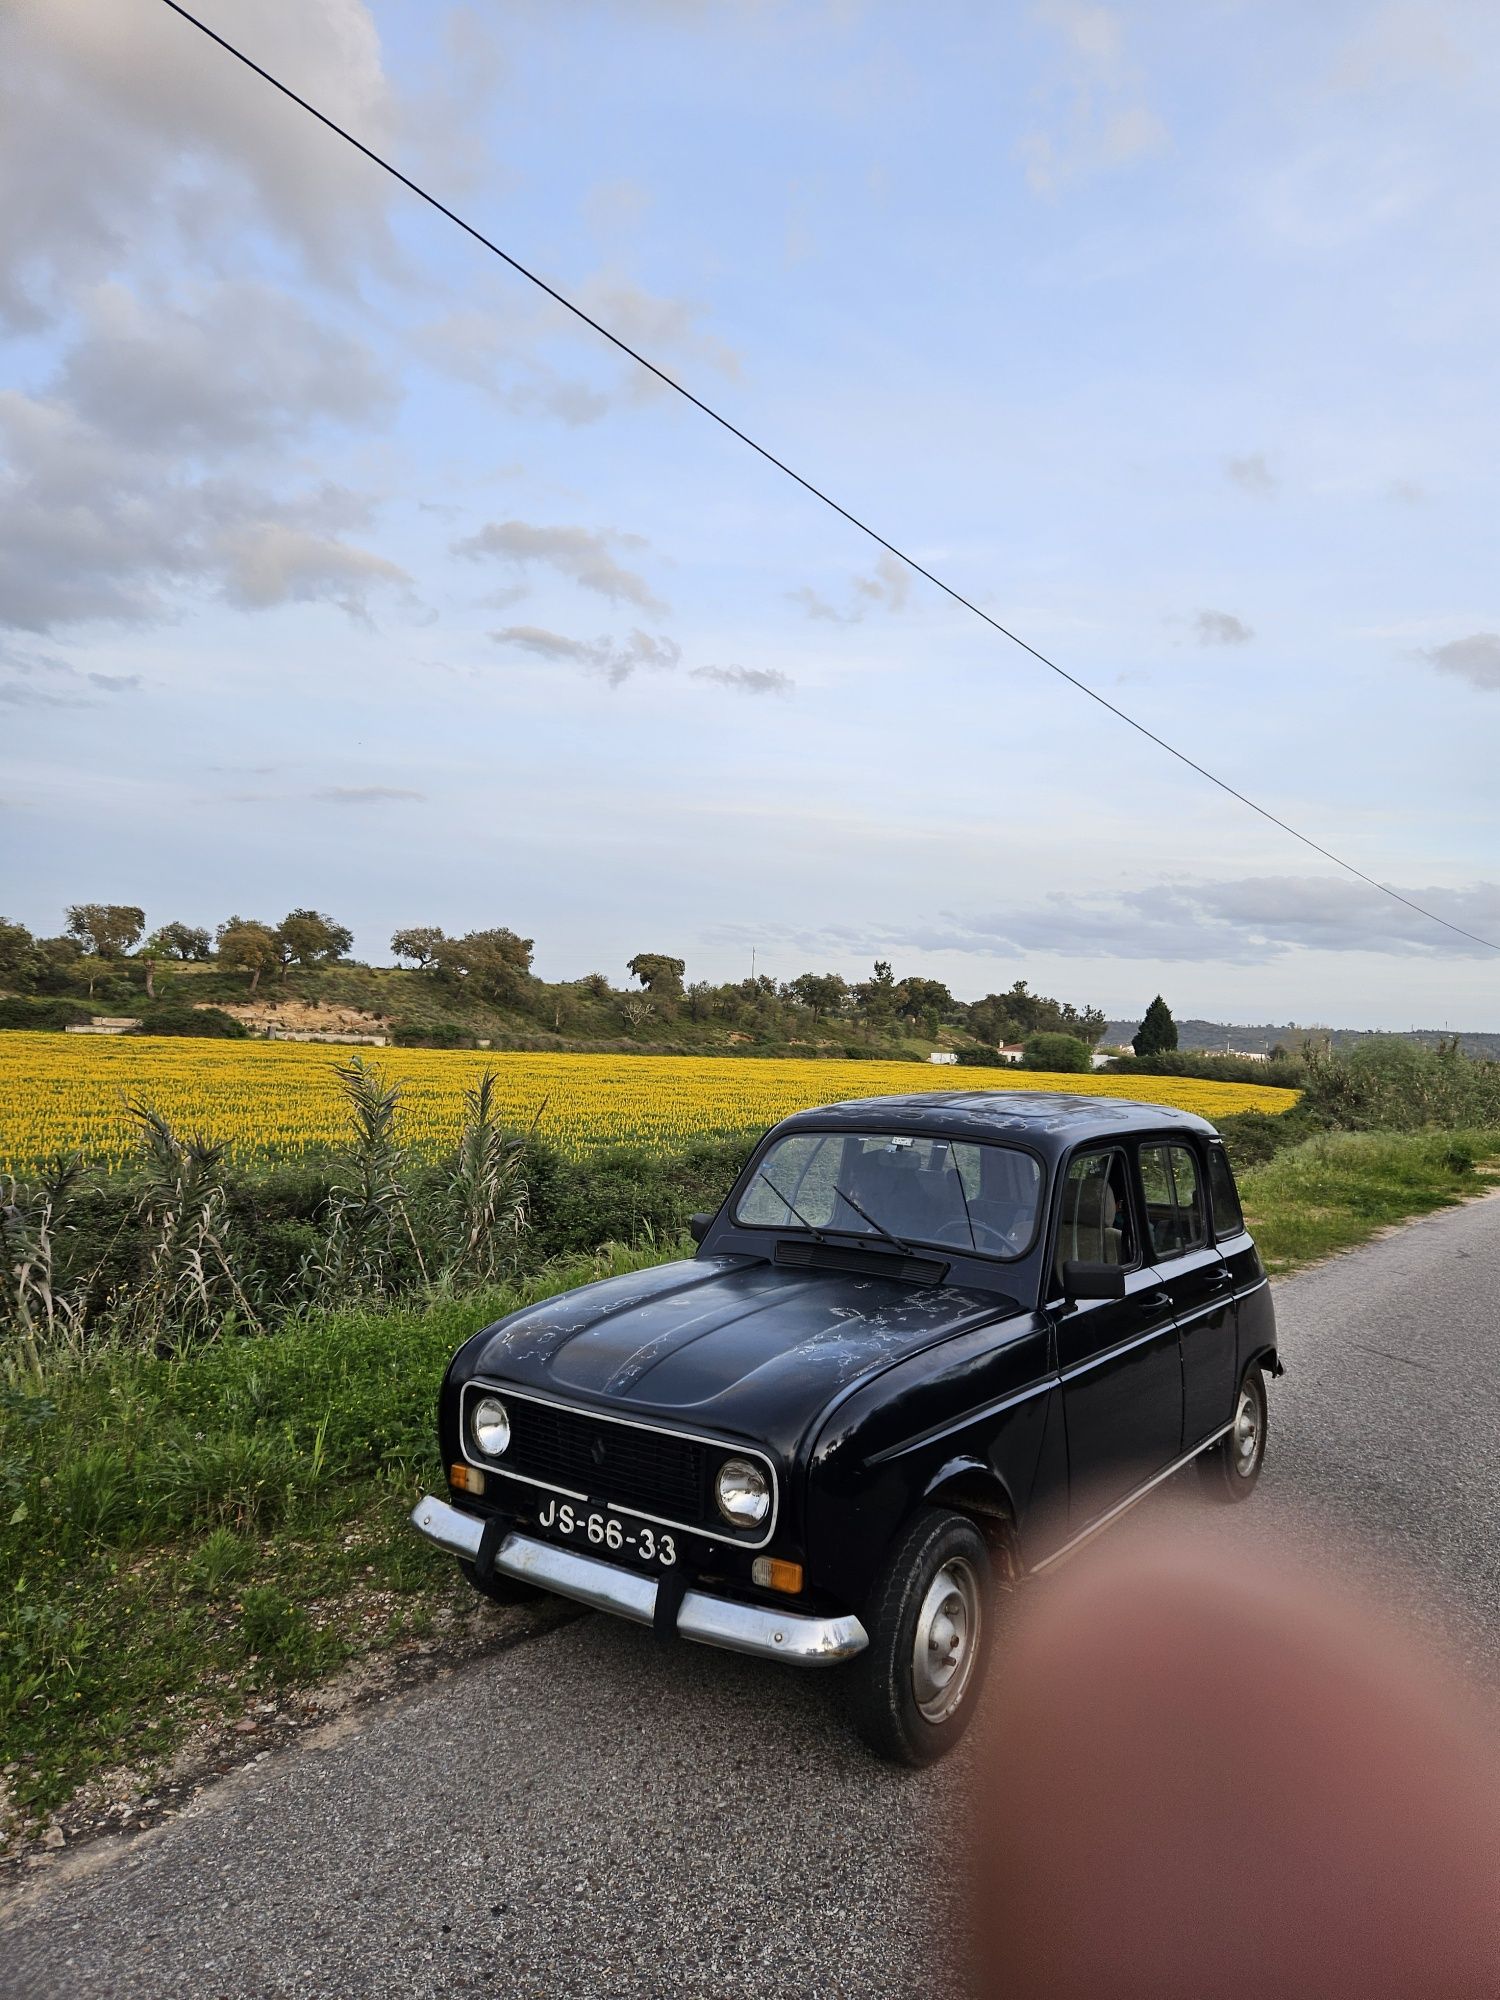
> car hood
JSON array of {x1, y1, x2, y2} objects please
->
[{"x1": 463, "y1": 1254, "x2": 1015, "y2": 1446}]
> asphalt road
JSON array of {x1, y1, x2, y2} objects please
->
[{"x1": 6, "y1": 1195, "x2": 1498, "y2": 1998}]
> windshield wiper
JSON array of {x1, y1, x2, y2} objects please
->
[
  {"x1": 831, "y1": 1181, "x2": 915, "y2": 1256},
  {"x1": 756, "y1": 1169, "x2": 829, "y2": 1241}
]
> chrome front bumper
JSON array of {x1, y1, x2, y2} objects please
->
[{"x1": 410, "y1": 1495, "x2": 867, "y2": 1666}]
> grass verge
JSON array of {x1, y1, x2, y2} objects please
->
[
  {"x1": 1240, "y1": 1127, "x2": 1497, "y2": 1274},
  {"x1": 0, "y1": 1240, "x2": 678, "y2": 1839},
  {"x1": 3, "y1": 1127, "x2": 1495, "y2": 1840}
]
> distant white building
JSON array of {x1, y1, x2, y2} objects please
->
[
  {"x1": 997, "y1": 1043, "x2": 1025, "y2": 1065},
  {"x1": 927, "y1": 1051, "x2": 959, "y2": 1064}
]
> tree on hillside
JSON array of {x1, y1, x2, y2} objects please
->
[
  {"x1": 145, "y1": 921, "x2": 212, "y2": 962},
  {"x1": 0, "y1": 918, "x2": 33, "y2": 989},
  {"x1": 896, "y1": 976, "x2": 954, "y2": 1036},
  {"x1": 627, "y1": 953, "x2": 686, "y2": 997},
  {"x1": 434, "y1": 927, "x2": 534, "y2": 1004},
  {"x1": 65, "y1": 903, "x2": 145, "y2": 960},
  {"x1": 391, "y1": 925, "x2": 445, "y2": 969},
  {"x1": 968, "y1": 979, "x2": 1107, "y2": 1049},
  {"x1": 1134, "y1": 995, "x2": 1179, "y2": 1057},
  {"x1": 1022, "y1": 1031, "x2": 1092, "y2": 1073},
  {"x1": 27, "y1": 936, "x2": 81, "y2": 995},
  {"x1": 216, "y1": 917, "x2": 280, "y2": 992},
  {"x1": 855, "y1": 961, "x2": 897, "y2": 1025},
  {"x1": 276, "y1": 909, "x2": 353, "y2": 971},
  {"x1": 788, "y1": 972, "x2": 849, "y2": 1022}
]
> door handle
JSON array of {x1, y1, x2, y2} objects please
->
[
  {"x1": 1206, "y1": 1268, "x2": 1233, "y2": 1287},
  {"x1": 1138, "y1": 1290, "x2": 1172, "y2": 1312}
]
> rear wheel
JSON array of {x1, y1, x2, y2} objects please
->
[
  {"x1": 849, "y1": 1508, "x2": 992, "y2": 1766},
  {"x1": 1197, "y1": 1365, "x2": 1268, "y2": 1503}
]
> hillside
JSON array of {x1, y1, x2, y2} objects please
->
[{"x1": 1105, "y1": 1018, "x2": 1500, "y2": 1060}]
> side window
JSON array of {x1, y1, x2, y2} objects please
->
[
  {"x1": 1139, "y1": 1143, "x2": 1209, "y2": 1258},
  {"x1": 1168, "y1": 1145, "x2": 1208, "y2": 1252},
  {"x1": 1208, "y1": 1144, "x2": 1245, "y2": 1238},
  {"x1": 1053, "y1": 1149, "x2": 1138, "y2": 1290}
]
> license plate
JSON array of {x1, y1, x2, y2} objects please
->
[{"x1": 533, "y1": 1495, "x2": 678, "y2": 1569}]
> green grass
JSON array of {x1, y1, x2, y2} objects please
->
[
  {"x1": 0, "y1": 1241, "x2": 679, "y2": 1830},
  {"x1": 4, "y1": 1125, "x2": 1494, "y2": 1837},
  {"x1": 1240, "y1": 1127, "x2": 1496, "y2": 1273}
]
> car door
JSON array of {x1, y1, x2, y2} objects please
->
[
  {"x1": 1051, "y1": 1146, "x2": 1182, "y2": 1526},
  {"x1": 1137, "y1": 1139, "x2": 1235, "y2": 1451}
]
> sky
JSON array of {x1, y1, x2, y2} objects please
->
[{"x1": 3, "y1": 0, "x2": 1499, "y2": 1030}]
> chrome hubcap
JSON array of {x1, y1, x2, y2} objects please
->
[
  {"x1": 1232, "y1": 1382, "x2": 1261, "y2": 1477},
  {"x1": 911, "y1": 1558, "x2": 981, "y2": 1723}
]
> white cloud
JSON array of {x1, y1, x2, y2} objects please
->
[
  {"x1": 58, "y1": 282, "x2": 394, "y2": 453},
  {"x1": 1422, "y1": 632, "x2": 1500, "y2": 691},
  {"x1": 0, "y1": 390, "x2": 408, "y2": 632},
  {"x1": 910, "y1": 876, "x2": 1500, "y2": 963},
  {"x1": 1226, "y1": 454, "x2": 1278, "y2": 497},
  {"x1": 1195, "y1": 610, "x2": 1253, "y2": 647},
  {"x1": 790, "y1": 554, "x2": 910, "y2": 623},
  {"x1": 490, "y1": 624, "x2": 682, "y2": 686},
  {"x1": 458, "y1": 521, "x2": 667, "y2": 612},
  {"x1": 691, "y1": 664, "x2": 794, "y2": 696},
  {"x1": 0, "y1": 0, "x2": 400, "y2": 330},
  {"x1": 1018, "y1": 1, "x2": 1168, "y2": 195}
]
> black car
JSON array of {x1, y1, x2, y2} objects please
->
[{"x1": 412, "y1": 1091, "x2": 1279, "y2": 1763}]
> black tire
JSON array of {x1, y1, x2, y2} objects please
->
[
  {"x1": 458, "y1": 1558, "x2": 544, "y2": 1606},
  {"x1": 1197, "y1": 1365, "x2": 1268, "y2": 1503},
  {"x1": 848, "y1": 1508, "x2": 992, "y2": 1767}
]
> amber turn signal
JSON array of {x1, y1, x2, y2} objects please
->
[
  {"x1": 751, "y1": 1557, "x2": 804, "y2": 1594},
  {"x1": 449, "y1": 1462, "x2": 486, "y2": 1495}
]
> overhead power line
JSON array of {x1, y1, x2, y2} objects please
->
[{"x1": 158, "y1": 0, "x2": 1500, "y2": 957}]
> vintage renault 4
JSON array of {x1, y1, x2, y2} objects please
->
[{"x1": 412, "y1": 1091, "x2": 1279, "y2": 1762}]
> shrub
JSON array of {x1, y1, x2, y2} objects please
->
[
  {"x1": 0, "y1": 997, "x2": 92, "y2": 1031},
  {"x1": 1109, "y1": 1050, "x2": 1305, "y2": 1091},
  {"x1": 954, "y1": 1045, "x2": 1002, "y2": 1066},
  {"x1": 1021, "y1": 1032, "x2": 1092, "y2": 1073},
  {"x1": 392, "y1": 1020, "x2": 472, "y2": 1048},
  {"x1": 137, "y1": 1005, "x2": 249, "y2": 1039}
]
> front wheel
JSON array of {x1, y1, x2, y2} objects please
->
[
  {"x1": 848, "y1": 1508, "x2": 992, "y2": 1766},
  {"x1": 1197, "y1": 1365, "x2": 1268, "y2": 1503}
]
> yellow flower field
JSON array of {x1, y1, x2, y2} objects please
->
[{"x1": 0, "y1": 1032, "x2": 1300, "y2": 1173}]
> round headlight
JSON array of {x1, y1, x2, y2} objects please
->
[
  {"x1": 715, "y1": 1456, "x2": 770, "y2": 1528},
  {"x1": 471, "y1": 1394, "x2": 511, "y2": 1458}
]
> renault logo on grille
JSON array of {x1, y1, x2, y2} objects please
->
[{"x1": 590, "y1": 1436, "x2": 607, "y2": 1468}]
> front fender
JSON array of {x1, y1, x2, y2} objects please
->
[{"x1": 800, "y1": 1312, "x2": 1053, "y2": 1611}]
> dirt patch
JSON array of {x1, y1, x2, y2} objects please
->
[{"x1": 209, "y1": 997, "x2": 387, "y2": 1035}]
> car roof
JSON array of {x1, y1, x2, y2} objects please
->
[{"x1": 770, "y1": 1090, "x2": 1219, "y2": 1157}]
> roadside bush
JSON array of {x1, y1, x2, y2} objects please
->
[
  {"x1": 1108, "y1": 1049, "x2": 1305, "y2": 1091},
  {"x1": 0, "y1": 997, "x2": 92, "y2": 1031},
  {"x1": 136, "y1": 1004, "x2": 249, "y2": 1039},
  {"x1": 392, "y1": 1019, "x2": 474, "y2": 1048},
  {"x1": 1021, "y1": 1032, "x2": 1091, "y2": 1073},
  {"x1": 954, "y1": 1045, "x2": 1003, "y2": 1066},
  {"x1": 1301, "y1": 1035, "x2": 1500, "y2": 1132}
]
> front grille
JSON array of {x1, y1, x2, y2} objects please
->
[{"x1": 470, "y1": 1388, "x2": 722, "y2": 1520}]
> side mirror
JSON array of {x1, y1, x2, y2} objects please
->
[
  {"x1": 687, "y1": 1212, "x2": 712, "y2": 1245},
  {"x1": 1062, "y1": 1259, "x2": 1126, "y2": 1301}
]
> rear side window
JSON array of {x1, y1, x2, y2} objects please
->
[
  {"x1": 1208, "y1": 1144, "x2": 1246, "y2": 1238},
  {"x1": 1139, "y1": 1143, "x2": 1209, "y2": 1259}
]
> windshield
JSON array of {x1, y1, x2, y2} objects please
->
[{"x1": 735, "y1": 1130, "x2": 1044, "y2": 1260}]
